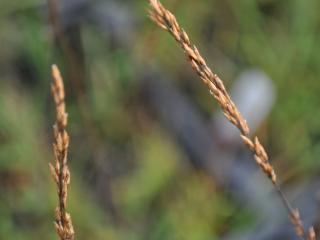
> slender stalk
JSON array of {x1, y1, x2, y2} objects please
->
[
  {"x1": 148, "y1": 1, "x2": 316, "y2": 239},
  {"x1": 50, "y1": 64, "x2": 75, "y2": 240}
]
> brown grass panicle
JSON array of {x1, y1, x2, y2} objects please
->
[
  {"x1": 148, "y1": 0, "x2": 316, "y2": 239},
  {"x1": 308, "y1": 227, "x2": 316, "y2": 240},
  {"x1": 49, "y1": 64, "x2": 75, "y2": 240}
]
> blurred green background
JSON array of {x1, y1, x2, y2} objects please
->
[{"x1": 0, "y1": 0, "x2": 319, "y2": 239}]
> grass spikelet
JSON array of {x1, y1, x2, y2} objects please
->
[
  {"x1": 148, "y1": 1, "x2": 316, "y2": 239},
  {"x1": 50, "y1": 64, "x2": 75, "y2": 240}
]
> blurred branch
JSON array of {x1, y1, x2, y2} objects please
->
[{"x1": 47, "y1": 0, "x2": 86, "y2": 99}]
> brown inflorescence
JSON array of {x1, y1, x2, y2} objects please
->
[
  {"x1": 308, "y1": 227, "x2": 316, "y2": 240},
  {"x1": 148, "y1": 0, "x2": 275, "y2": 183},
  {"x1": 50, "y1": 64, "x2": 75, "y2": 240},
  {"x1": 148, "y1": 1, "x2": 316, "y2": 239}
]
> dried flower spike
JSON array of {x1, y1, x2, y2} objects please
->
[
  {"x1": 308, "y1": 227, "x2": 316, "y2": 240},
  {"x1": 148, "y1": 1, "x2": 316, "y2": 239},
  {"x1": 50, "y1": 64, "x2": 75, "y2": 240}
]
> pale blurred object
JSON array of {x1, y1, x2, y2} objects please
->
[{"x1": 214, "y1": 69, "x2": 276, "y2": 144}]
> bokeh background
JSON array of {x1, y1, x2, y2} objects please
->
[{"x1": 0, "y1": 0, "x2": 319, "y2": 239}]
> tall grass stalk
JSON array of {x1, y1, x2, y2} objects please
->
[
  {"x1": 50, "y1": 64, "x2": 75, "y2": 240},
  {"x1": 148, "y1": 1, "x2": 316, "y2": 239}
]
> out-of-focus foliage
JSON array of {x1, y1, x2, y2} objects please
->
[{"x1": 0, "y1": 0, "x2": 319, "y2": 239}]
